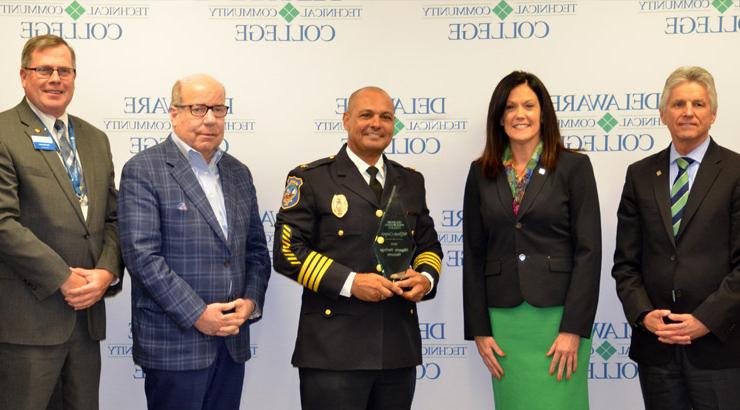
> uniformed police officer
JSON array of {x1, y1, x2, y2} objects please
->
[{"x1": 273, "y1": 86, "x2": 443, "y2": 410}]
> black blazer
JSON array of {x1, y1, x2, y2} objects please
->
[
  {"x1": 463, "y1": 150, "x2": 602, "y2": 339},
  {"x1": 273, "y1": 145, "x2": 443, "y2": 370},
  {"x1": 612, "y1": 139, "x2": 740, "y2": 369}
]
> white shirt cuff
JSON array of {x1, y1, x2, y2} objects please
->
[
  {"x1": 340, "y1": 272, "x2": 357, "y2": 298},
  {"x1": 421, "y1": 271, "x2": 434, "y2": 295}
]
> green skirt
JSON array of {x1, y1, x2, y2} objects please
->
[{"x1": 488, "y1": 303, "x2": 591, "y2": 410}]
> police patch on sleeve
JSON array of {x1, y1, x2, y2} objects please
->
[{"x1": 281, "y1": 176, "x2": 303, "y2": 209}]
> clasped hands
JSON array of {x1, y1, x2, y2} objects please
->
[
  {"x1": 60, "y1": 267, "x2": 115, "y2": 310},
  {"x1": 641, "y1": 309, "x2": 709, "y2": 344},
  {"x1": 194, "y1": 298, "x2": 255, "y2": 337},
  {"x1": 351, "y1": 268, "x2": 430, "y2": 303}
]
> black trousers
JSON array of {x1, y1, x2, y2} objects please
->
[
  {"x1": 639, "y1": 346, "x2": 740, "y2": 410},
  {"x1": 299, "y1": 367, "x2": 416, "y2": 410}
]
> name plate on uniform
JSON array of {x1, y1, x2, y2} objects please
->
[{"x1": 372, "y1": 185, "x2": 415, "y2": 280}]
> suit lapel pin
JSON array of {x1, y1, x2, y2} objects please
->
[
  {"x1": 34, "y1": 128, "x2": 41, "y2": 133},
  {"x1": 656, "y1": 170, "x2": 662, "y2": 176},
  {"x1": 177, "y1": 202, "x2": 188, "y2": 211},
  {"x1": 538, "y1": 168, "x2": 545, "y2": 175}
]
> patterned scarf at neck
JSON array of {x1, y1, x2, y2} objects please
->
[{"x1": 502, "y1": 141, "x2": 543, "y2": 216}]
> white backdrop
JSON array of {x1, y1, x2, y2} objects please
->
[{"x1": 2, "y1": 1, "x2": 739, "y2": 409}]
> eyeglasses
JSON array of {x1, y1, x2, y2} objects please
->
[
  {"x1": 24, "y1": 66, "x2": 76, "y2": 78},
  {"x1": 174, "y1": 104, "x2": 229, "y2": 118}
]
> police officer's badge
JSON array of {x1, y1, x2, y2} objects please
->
[
  {"x1": 331, "y1": 194, "x2": 348, "y2": 218},
  {"x1": 282, "y1": 176, "x2": 303, "y2": 209}
]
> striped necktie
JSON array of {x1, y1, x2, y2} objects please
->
[
  {"x1": 670, "y1": 157, "x2": 694, "y2": 237},
  {"x1": 54, "y1": 119, "x2": 85, "y2": 198}
]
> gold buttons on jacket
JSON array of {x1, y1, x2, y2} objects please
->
[
  {"x1": 375, "y1": 209, "x2": 383, "y2": 218},
  {"x1": 376, "y1": 264, "x2": 382, "y2": 273},
  {"x1": 376, "y1": 236, "x2": 385, "y2": 244},
  {"x1": 337, "y1": 229, "x2": 344, "y2": 237}
]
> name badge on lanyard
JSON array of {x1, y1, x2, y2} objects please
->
[
  {"x1": 31, "y1": 134, "x2": 57, "y2": 151},
  {"x1": 32, "y1": 115, "x2": 87, "y2": 201}
]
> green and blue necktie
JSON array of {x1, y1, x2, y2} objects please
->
[{"x1": 670, "y1": 157, "x2": 694, "y2": 237}]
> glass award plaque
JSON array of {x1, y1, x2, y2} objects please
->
[{"x1": 372, "y1": 185, "x2": 415, "y2": 280}]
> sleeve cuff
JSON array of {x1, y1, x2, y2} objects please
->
[
  {"x1": 421, "y1": 271, "x2": 434, "y2": 295},
  {"x1": 340, "y1": 271, "x2": 356, "y2": 298},
  {"x1": 249, "y1": 303, "x2": 262, "y2": 320},
  {"x1": 634, "y1": 310, "x2": 650, "y2": 329}
]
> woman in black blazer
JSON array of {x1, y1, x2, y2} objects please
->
[{"x1": 463, "y1": 71, "x2": 601, "y2": 409}]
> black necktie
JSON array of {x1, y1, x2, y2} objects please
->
[{"x1": 367, "y1": 166, "x2": 383, "y2": 202}]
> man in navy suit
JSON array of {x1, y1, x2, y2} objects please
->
[
  {"x1": 119, "y1": 74, "x2": 271, "y2": 410},
  {"x1": 613, "y1": 66, "x2": 740, "y2": 410}
]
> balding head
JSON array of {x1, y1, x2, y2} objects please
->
[
  {"x1": 169, "y1": 74, "x2": 227, "y2": 164},
  {"x1": 171, "y1": 74, "x2": 225, "y2": 107},
  {"x1": 346, "y1": 86, "x2": 392, "y2": 114},
  {"x1": 342, "y1": 86, "x2": 395, "y2": 165}
]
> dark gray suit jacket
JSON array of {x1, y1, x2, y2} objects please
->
[
  {"x1": 612, "y1": 139, "x2": 740, "y2": 369},
  {"x1": 0, "y1": 99, "x2": 123, "y2": 345}
]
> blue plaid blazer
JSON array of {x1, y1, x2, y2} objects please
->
[{"x1": 119, "y1": 136, "x2": 270, "y2": 371}]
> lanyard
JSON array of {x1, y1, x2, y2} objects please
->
[
  {"x1": 61, "y1": 119, "x2": 86, "y2": 198},
  {"x1": 34, "y1": 114, "x2": 87, "y2": 199}
]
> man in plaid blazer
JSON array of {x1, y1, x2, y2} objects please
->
[{"x1": 119, "y1": 74, "x2": 270, "y2": 410}]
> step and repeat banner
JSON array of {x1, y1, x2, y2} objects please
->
[{"x1": 2, "y1": 1, "x2": 739, "y2": 409}]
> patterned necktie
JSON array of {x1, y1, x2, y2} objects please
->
[
  {"x1": 367, "y1": 166, "x2": 383, "y2": 202},
  {"x1": 54, "y1": 119, "x2": 84, "y2": 198},
  {"x1": 670, "y1": 157, "x2": 694, "y2": 237}
]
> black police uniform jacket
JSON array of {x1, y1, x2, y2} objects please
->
[{"x1": 274, "y1": 144, "x2": 443, "y2": 370}]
